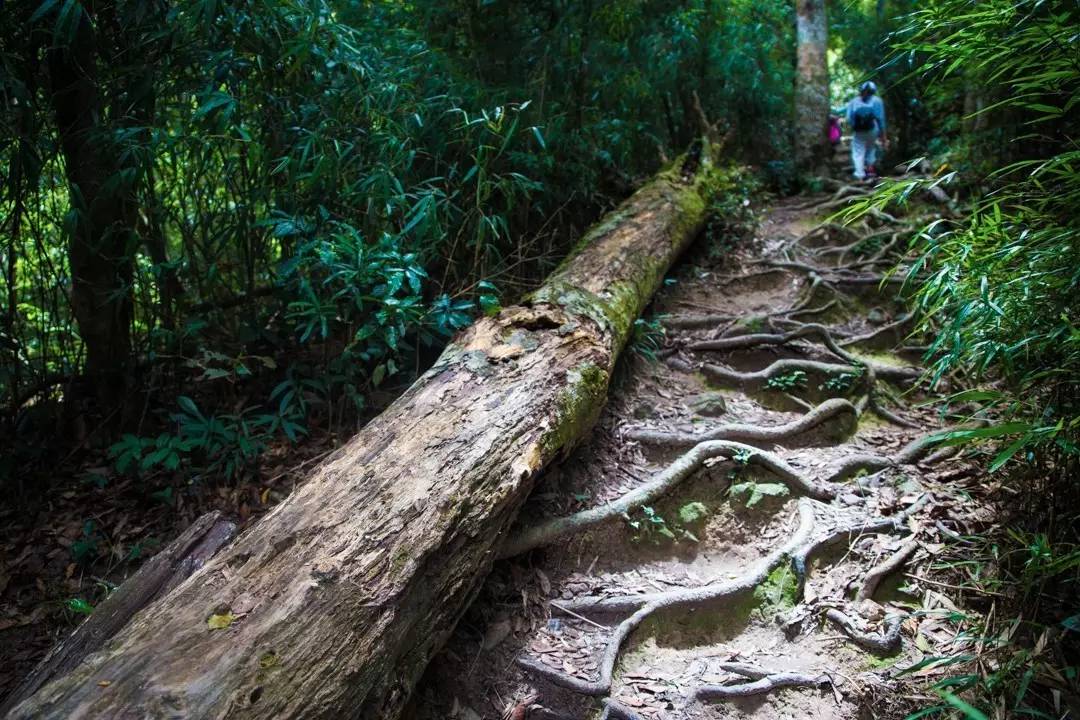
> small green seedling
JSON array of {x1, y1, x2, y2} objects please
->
[
  {"x1": 729, "y1": 481, "x2": 790, "y2": 508},
  {"x1": 820, "y1": 367, "x2": 863, "y2": 394},
  {"x1": 765, "y1": 370, "x2": 807, "y2": 392},
  {"x1": 623, "y1": 503, "x2": 709, "y2": 544}
]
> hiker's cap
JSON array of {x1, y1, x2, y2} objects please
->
[{"x1": 860, "y1": 81, "x2": 878, "y2": 94}]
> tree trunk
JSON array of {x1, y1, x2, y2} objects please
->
[
  {"x1": 10, "y1": 148, "x2": 713, "y2": 720},
  {"x1": 47, "y1": 9, "x2": 137, "y2": 413},
  {"x1": 794, "y1": 0, "x2": 830, "y2": 176}
]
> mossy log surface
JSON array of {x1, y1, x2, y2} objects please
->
[{"x1": 11, "y1": 150, "x2": 712, "y2": 720}]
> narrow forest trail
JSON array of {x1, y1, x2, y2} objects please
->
[{"x1": 417, "y1": 190, "x2": 988, "y2": 720}]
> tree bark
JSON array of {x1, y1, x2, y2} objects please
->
[
  {"x1": 0, "y1": 513, "x2": 236, "y2": 716},
  {"x1": 794, "y1": 0, "x2": 830, "y2": 175},
  {"x1": 10, "y1": 149, "x2": 713, "y2": 720}
]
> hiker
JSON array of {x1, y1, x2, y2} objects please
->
[
  {"x1": 828, "y1": 114, "x2": 842, "y2": 146},
  {"x1": 846, "y1": 81, "x2": 888, "y2": 181}
]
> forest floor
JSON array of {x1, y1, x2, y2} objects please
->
[
  {"x1": 415, "y1": 192, "x2": 996, "y2": 720},
  {"x1": 0, "y1": 396, "x2": 358, "y2": 699}
]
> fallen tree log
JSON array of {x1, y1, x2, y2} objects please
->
[{"x1": 10, "y1": 146, "x2": 713, "y2": 719}]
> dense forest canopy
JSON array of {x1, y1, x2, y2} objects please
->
[
  {"x1": 1, "y1": 0, "x2": 1078, "y2": 717},
  {"x1": 1, "y1": 0, "x2": 803, "y2": 481}
]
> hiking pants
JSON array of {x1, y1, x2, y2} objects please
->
[{"x1": 851, "y1": 130, "x2": 879, "y2": 180}]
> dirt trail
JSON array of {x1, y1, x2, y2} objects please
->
[{"x1": 417, "y1": 194, "x2": 980, "y2": 720}]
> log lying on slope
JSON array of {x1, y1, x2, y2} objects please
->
[{"x1": 11, "y1": 147, "x2": 713, "y2": 719}]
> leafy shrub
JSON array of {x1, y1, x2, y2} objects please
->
[
  {"x1": 854, "y1": 0, "x2": 1080, "y2": 473},
  {"x1": 847, "y1": 1, "x2": 1080, "y2": 716},
  {"x1": 109, "y1": 396, "x2": 303, "y2": 482},
  {"x1": 628, "y1": 317, "x2": 667, "y2": 363}
]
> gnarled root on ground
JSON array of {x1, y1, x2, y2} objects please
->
[
  {"x1": 857, "y1": 538, "x2": 919, "y2": 602},
  {"x1": 663, "y1": 299, "x2": 839, "y2": 332},
  {"x1": 838, "y1": 313, "x2": 914, "y2": 349},
  {"x1": 789, "y1": 186, "x2": 872, "y2": 212},
  {"x1": 825, "y1": 610, "x2": 902, "y2": 655},
  {"x1": 625, "y1": 397, "x2": 858, "y2": 448},
  {"x1": 517, "y1": 497, "x2": 928, "y2": 698},
  {"x1": 688, "y1": 323, "x2": 859, "y2": 364},
  {"x1": 684, "y1": 315, "x2": 924, "y2": 429},
  {"x1": 500, "y1": 440, "x2": 850, "y2": 558},
  {"x1": 689, "y1": 663, "x2": 830, "y2": 700},
  {"x1": 599, "y1": 699, "x2": 647, "y2": 720},
  {"x1": 700, "y1": 357, "x2": 920, "y2": 390}
]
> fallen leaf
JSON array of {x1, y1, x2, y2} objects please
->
[
  {"x1": 207, "y1": 612, "x2": 236, "y2": 631},
  {"x1": 482, "y1": 618, "x2": 512, "y2": 649},
  {"x1": 536, "y1": 568, "x2": 551, "y2": 596}
]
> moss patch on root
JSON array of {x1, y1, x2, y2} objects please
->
[{"x1": 754, "y1": 561, "x2": 800, "y2": 616}]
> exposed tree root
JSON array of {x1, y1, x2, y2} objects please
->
[
  {"x1": 518, "y1": 497, "x2": 927, "y2": 697},
  {"x1": 812, "y1": 226, "x2": 911, "y2": 259},
  {"x1": 663, "y1": 299, "x2": 839, "y2": 333},
  {"x1": 693, "y1": 348, "x2": 923, "y2": 429},
  {"x1": 760, "y1": 259, "x2": 907, "y2": 288},
  {"x1": 857, "y1": 538, "x2": 919, "y2": 602},
  {"x1": 500, "y1": 440, "x2": 852, "y2": 558},
  {"x1": 789, "y1": 186, "x2": 872, "y2": 212},
  {"x1": 508, "y1": 421, "x2": 952, "y2": 559},
  {"x1": 664, "y1": 314, "x2": 739, "y2": 331},
  {"x1": 838, "y1": 313, "x2": 914, "y2": 349},
  {"x1": 867, "y1": 396, "x2": 921, "y2": 429},
  {"x1": 788, "y1": 299, "x2": 840, "y2": 319},
  {"x1": 625, "y1": 397, "x2": 858, "y2": 447},
  {"x1": 825, "y1": 426, "x2": 956, "y2": 486},
  {"x1": 701, "y1": 358, "x2": 920, "y2": 391},
  {"x1": 689, "y1": 663, "x2": 830, "y2": 700},
  {"x1": 783, "y1": 222, "x2": 863, "y2": 253},
  {"x1": 689, "y1": 322, "x2": 860, "y2": 365},
  {"x1": 599, "y1": 699, "x2": 646, "y2": 720},
  {"x1": 826, "y1": 454, "x2": 894, "y2": 482},
  {"x1": 825, "y1": 609, "x2": 902, "y2": 654},
  {"x1": 506, "y1": 196, "x2": 966, "y2": 716},
  {"x1": 663, "y1": 268, "x2": 847, "y2": 333}
]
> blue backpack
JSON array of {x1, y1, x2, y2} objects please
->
[{"x1": 852, "y1": 105, "x2": 877, "y2": 132}]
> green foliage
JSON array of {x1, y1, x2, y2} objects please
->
[
  {"x1": 846, "y1": 0, "x2": 1080, "y2": 473},
  {"x1": 754, "y1": 562, "x2": 799, "y2": 614},
  {"x1": 820, "y1": 367, "x2": 863, "y2": 394},
  {"x1": 901, "y1": 527, "x2": 1080, "y2": 720},
  {"x1": 70, "y1": 520, "x2": 103, "y2": 564},
  {"x1": 729, "y1": 481, "x2": 789, "y2": 508},
  {"x1": 108, "y1": 395, "x2": 302, "y2": 481},
  {"x1": 622, "y1": 504, "x2": 704, "y2": 545},
  {"x1": 765, "y1": 370, "x2": 808, "y2": 392},
  {"x1": 628, "y1": 317, "x2": 667, "y2": 363},
  {"x1": 847, "y1": 9, "x2": 1080, "y2": 710},
  {"x1": 64, "y1": 597, "x2": 94, "y2": 616},
  {"x1": 0, "y1": 0, "x2": 807, "y2": 499},
  {"x1": 701, "y1": 165, "x2": 761, "y2": 257},
  {"x1": 677, "y1": 501, "x2": 709, "y2": 527},
  {"x1": 731, "y1": 447, "x2": 754, "y2": 466}
]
